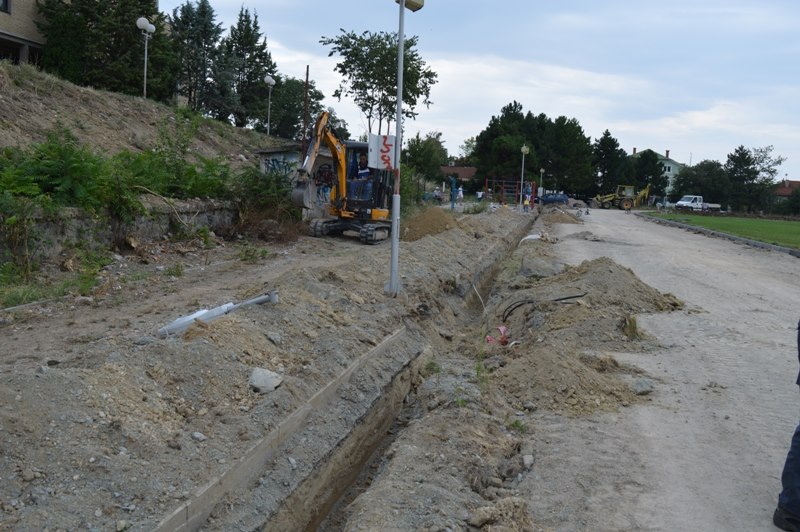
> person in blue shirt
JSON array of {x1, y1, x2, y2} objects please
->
[
  {"x1": 349, "y1": 153, "x2": 373, "y2": 200},
  {"x1": 775, "y1": 319, "x2": 800, "y2": 531}
]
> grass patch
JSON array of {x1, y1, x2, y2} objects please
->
[{"x1": 649, "y1": 213, "x2": 800, "y2": 249}]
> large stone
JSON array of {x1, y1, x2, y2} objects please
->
[{"x1": 249, "y1": 368, "x2": 283, "y2": 394}]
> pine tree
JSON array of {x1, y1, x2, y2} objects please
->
[{"x1": 170, "y1": 0, "x2": 223, "y2": 111}]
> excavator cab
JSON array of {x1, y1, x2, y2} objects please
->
[{"x1": 291, "y1": 111, "x2": 393, "y2": 244}]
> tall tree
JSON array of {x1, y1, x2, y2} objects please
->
[
  {"x1": 207, "y1": 8, "x2": 276, "y2": 127},
  {"x1": 725, "y1": 145, "x2": 786, "y2": 213},
  {"x1": 262, "y1": 76, "x2": 326, "y2": 141},
  {"x1": 633, "y1": 149, "x2": 667, "y2": 197},
  {"x1": 671, "y1": 160, "x2": 729, "y2": 205},
  {"x1": 170, "y1": 0, "x2": 223, "y2": 112},
  {"x1": 404, "y1": 131, "x2": 448, "y2": 183},
  {"x1": 592, "y1": 130, "x2": 629, "y2": 194},
  {"x1": 725, "y1": 145, "x2": 759, "y2": 212},
  {"x1": 548, "y1": 116, "x2": 593, "y2": 196},
  {"x1": 36, "y1": 0, "x2": 178, "y2": 102},
  {"x1": 320, "y1": 30, "x2": 437, "y2": 135}
]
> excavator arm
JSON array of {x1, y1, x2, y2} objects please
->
[{"x1": 292, "y1": 111, "x2": 347, "y2": 210}]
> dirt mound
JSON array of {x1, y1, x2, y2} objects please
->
[
  {"x1": 479, "y1": 243, "x2": 683, "y2": 417},
  {"x1": 0, "y1": 62, "x2": 272, "y2": 167},
  {"x1": 401, "y1": 206, "x2": 458, "y2": 241},
  {"x1": 540, "y1": 207, "x2": 581, "y2": 225}
]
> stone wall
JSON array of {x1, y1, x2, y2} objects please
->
[{"x1": 0, "y1": 195, "x2": 237, "y2": 263}]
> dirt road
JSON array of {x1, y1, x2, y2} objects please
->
[{"x1": 534, "y1": 209, "x2": 799, "y2": 531}]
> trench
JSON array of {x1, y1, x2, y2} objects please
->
[{"x1": 154, "y1": 216, "x2": 535, "y2": 532}]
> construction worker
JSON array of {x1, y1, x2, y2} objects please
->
[{"x1": 775, "y1": 319, "x2": 800, "y2": 531}]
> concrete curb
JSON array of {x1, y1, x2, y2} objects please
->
[{"x1": 637, "y1": 213, "x2": 800, "y2": 258}]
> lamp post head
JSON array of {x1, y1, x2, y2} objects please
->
[
  {"x1": 264, "y1": 74, "x2": 276, "y2": 88},
  {"x1": 395, "y1": 0, "x2": 424, "y2": 12},
  {"x1": 521, "y1": 145, "x2": 529, "y2": 156},
  {"x1": 137, "y1": 17, "x2": 155, "y2": 34}
]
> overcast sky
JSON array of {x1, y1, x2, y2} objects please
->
[{"x1": 158, "y1": 0, "x2": 800, "y2": 180}]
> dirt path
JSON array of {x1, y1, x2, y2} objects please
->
[{"x1": 534, "y1": 209, "x2": 799, "y2": 531}]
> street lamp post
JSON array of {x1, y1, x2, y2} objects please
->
[
  {"x1": 264, "y1": 74, "x2": 276, "y2": 135},
  {"x1": 136, "y1": 17, "x2": 156, "y2": 98},
  {"x1": 386, "y1": 0, "x2": 424, "y2": 297},
  {"x1": 519, "y1": 145, "x2": 529, "y2": 211},
  {"x1": 539, "y1": 168, "x2": 545, "y2": 198}
]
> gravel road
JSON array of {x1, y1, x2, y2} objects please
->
[{"x1": 526, "y1": 209, "x2": 799, "y2": 531}]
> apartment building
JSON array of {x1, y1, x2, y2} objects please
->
[{"x1": 0, "y1": 0, "x2": 44, "y2": 64}]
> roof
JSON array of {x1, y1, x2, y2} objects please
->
[
  {"x1": 440, "y1": 165, "x2": 477, "y2": 181},
  {"x1": 775, "y1": 180, "x2": 800, "y2": 197}
]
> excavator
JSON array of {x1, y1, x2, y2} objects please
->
[
  {"x1": 291, "y1": 111, "x2": 393, "y2": 244},
  {"x1": 591, "y1": 183, "x2": 650, "y2": 210}
]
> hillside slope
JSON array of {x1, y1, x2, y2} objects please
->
[{"x1": 0, "y1": 62, "x2": 278, "y2": 166}]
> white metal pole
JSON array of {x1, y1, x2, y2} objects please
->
[
  {"x1": 386, "y1": 0, "x2": 406, "y2": 297},
  {"x1": 143, "y1": 32, "x2": 149, "y2": 99},
  {"x1": 267, "y1": 85, "x2": 273, "y2": 135},
  {"x1": 519, "y1": 151, "x2": 525, "y2": 211}
]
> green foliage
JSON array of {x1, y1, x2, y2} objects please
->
[
  {"x1": 164, "y1": 263, "x2": 184, "y2": 277},
  {"x1": 671, "y1": 160, "x2": 729, "y2": 205},
  {"x1": 405, "y1": 131, "x2": 448, "y2": 182},
  {"x1": 505, "y1": 418, "x2": 527, "y2": 434},
  {"x1": 0, "y1": 194, "x2": 51, "y2": 282},
  {"x1": 473, "y1": 102, "x2": 593, "y2": 197},
  {"x1": 633, "y1": 149, "x2": 668, "y2": 198},
  {"x1": 36, "y1": 0, "x2": 178, "y2": 102},
  {"x1": 321, "y1": 29, "x2": 437, "y2": 135},
  {"x1": 207, "y1": 7, "x2": 276, "y2": 127},
  {"x1": 592, "y1": 130, "x2": 631, "y2": 194},
  {"x1": 237, "y1": 244, "x2": 269, "y2": 263},
  {"x1": 463, "y1": 201, "x2": 488, "y2": 215},
  {"x1": 169, "y1": 0, "x2": 224, "y2": 112},
  {"x1": 264, "y1": 77, "x2": 329, "y2": 141},
  {"x1": 229, "y1": 166, "x2": 300, "y2": 222}
]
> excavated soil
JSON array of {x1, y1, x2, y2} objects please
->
[{"x1": 0, "y1": 205, "x2": 684, "y2": 531}]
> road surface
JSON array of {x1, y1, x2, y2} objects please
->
[{"x1": 525, "y1": 208, "x2": 799, "y2": 531}]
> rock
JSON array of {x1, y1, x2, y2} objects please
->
[
  {"x1": 632, "y1": 378, "x2": 656, "y2": 396},
  {"x1": 249, "y1": 367, "x2": 283, "y2": 394},
  {"x1": 288, "y1": 457, "x2": 297, "y2": 469},
  {"x1": 266, "y1": 332, "x2": 282, "y2": 345},
  {"x1": 523, "y1": 454, "x2": 534, "y2": 469},
  {"x1": 134, "y1": 336, "x2": 157, "y2": 346},
  {"x1": 191, "y1": 432, "x2": 207, "y2": 442},
  {"x1": 116, "y1": 520, "x2": 130, "y2": 531},
  {"x1": 21, "y1": 468, "x2": 35, "y2": 482}
]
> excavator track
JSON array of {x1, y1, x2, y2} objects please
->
[{"x1": 359, "y1": 224, "x2": 389, "y2": 245}]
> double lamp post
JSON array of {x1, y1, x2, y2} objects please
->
[{"x1": 136, "y1": 17, "x2": 155, "y2": 98}]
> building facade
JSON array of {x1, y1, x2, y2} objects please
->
[
  {"x1": 0, "y1": 0, "x2": 44, "y2": 64},
  {"x1": 632, "y1": 148, "x2": 685, "y2": 195}
]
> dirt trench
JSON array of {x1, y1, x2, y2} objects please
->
[{"x1": 0, "y1": 205, "x2": 682, "y2": 531}]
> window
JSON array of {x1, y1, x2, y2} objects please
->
[{"x1": 0, "y1": 0, "x2": 8, "y2": 13}]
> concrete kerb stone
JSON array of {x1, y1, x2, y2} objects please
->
[{"x1": 637, "y1": 213, "x2": 799, "y2": 258}]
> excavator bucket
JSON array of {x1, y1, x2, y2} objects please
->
[{"x1": 291, "y1": 179, "x2": 316, "y2": 210}]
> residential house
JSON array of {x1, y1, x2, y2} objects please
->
[
  {"x1": 0, "y1": 0, "x2": 44, "y2": 64},
  {"x1": 631, "y1": 148, "x2": 685, "y2": 195},
  {"x1": 774, "y1": 179, "x2": 800, "y2": 202},
  {"x1": 439, "y1": 164, "x2": 477, "y2": 185}
]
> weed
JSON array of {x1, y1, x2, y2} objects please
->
[
  {"x1": 421, "y1": 359, "x2": 441, "y2": 378},
  {"x1": 463, "y1": 201, "x2": 488, "y2": 215},
  {"x1": 238, "y1": 244, "x2": 269, "y2": 263},
  {"x1": 164, "y1": 263, "x2": 184, "y2": 277},
  {"x1": 506, "y1": 418, "x2": 527, "y2": 433},
  {"x1": 196, "y1": 226, "x2": 214, "y2": 249},
  {"x1": 454, "y1": 386, "x2": 467, "y2": 408}
]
